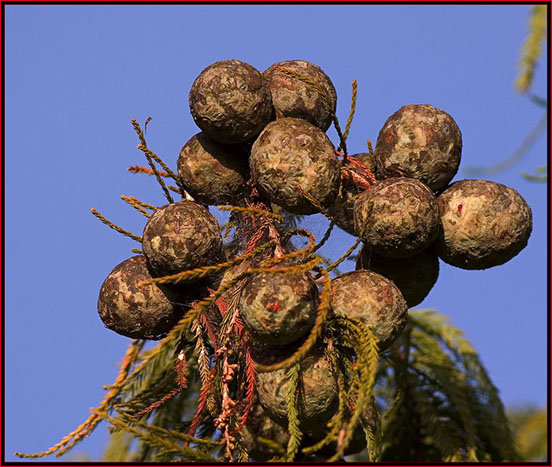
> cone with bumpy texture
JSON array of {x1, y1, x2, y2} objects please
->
[
  {"x1": 375, "y1": 104, "x2": 462, "y2": 192},
  {"x1": 307, "y1": 396, "x2": 380, "y2": 457},
  {"x1": 240, "y1": 399, "x2": 290, "y2": 461},
  {"x1": 142, "y1": 201, "x2": 223, "y2": 277},
  {"x1": 263, "y1": 60, "x2": 337, "y2": 131},
  {"x1": 256, "y1": 346, "x2": 338, "y2": 431},
  {"x1": 97, "y1": 256, "x2": 184, "y2": 339},
  {"x1": 331, "y1": 270, "x2": 408, "y2": 351},
  {"x1": 356, "y1": 244, "x2": 439, "y2": 308},
  {"x1": 353, "y1": 177, "x2": 440, "y2": 258},
  {"x1": 189, "y1": 59, "x2": 273, "y2": 144},
  {"x1": 250, "y1": 117, "x2": 340, "y2": 214},
  {"x1": 436, "y1": 179, "x2": 532, "y2": 270},
  {"x1": 177, "y1": 132, "x2": 249, "y2": 205},
  {"x1": 239, "y1": 271, "x2": 318, "y2": 345}
]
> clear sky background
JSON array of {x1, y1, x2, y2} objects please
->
[{"x1": 4, "y1": 4, "x2": 548, "y2": 462}]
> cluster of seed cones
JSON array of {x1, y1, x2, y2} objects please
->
[{"x1": 95, "y1": 59, "x2": 532, "y2": 460}]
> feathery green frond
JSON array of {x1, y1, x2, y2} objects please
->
[
  {"x1": 516, "y1": 5, "x2": 547, "y2": 93},
  {"x1": 375, "y1": 310, "x2": 519, "y2": 462},
  {"x1": 508, "y1": 405, "x2": 548, "y2": 461},
  {"x1": 285, "y1": 363, "x2": 303, "y2": 461}
]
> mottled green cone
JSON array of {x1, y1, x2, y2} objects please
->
[
  {"x1": 306, "y1": 396, "x2": 380, "y2": 457},
  {"x1": 375, "y1": 104, "x2": 462, "y2": 192},
  {"x1": 239, "y1": 272, "x2": 318, "y2": 345},
  {"x1": 353, "y1": 177, "x2": 440, "y2": 258},
  {"x1": 250, "y1": 117, "x2": 340, "y2": 214},
  {"x1": 97, "y1": 256, "x2": 185, "y2": 339},
  {"x1": 328, "y1": 152, "x2": 378, "y2": 235},
  {"x1": 331, "y1": 270, "x2": 408, "y2": 351},
  {"x1": 189, "y1": 59, "x2": 273, "y2": 144},
  {"x1": 177, "y1": 132, "x2": 250, "y2": 205},
  {"x1": 436, "y1": 179, "x2": 532, "y2": 270},
  {"x1": 142, "y1": 200, "x2": 223, "y2": 277},
  {"x1": 240, "y1": 399, "x2": 290, "y2": 461},
  {"x1": 256, "y1": 346, "x2": 339, "y2": 431},
  {"x1": 356, "y1": 244, "x2": 439, "y2": 308},
  {"x1": 263, "y1": 59, "x2": 337, "y2": 131}
]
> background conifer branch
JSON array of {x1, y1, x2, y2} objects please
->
[{"x1": 516, "y1": 5, "x2": 547, "y2": 93}]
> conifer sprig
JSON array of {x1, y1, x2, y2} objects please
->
[
  {"x1": 264, "y1": 228, "x2": 317, "y2": 265},
  {"x1": 90, "y1": 208, "x2": 142, "y2": 243},
  {"x1": 366, "y1": 140, "x2": 374, "y2": 154},
  {"x1": 218, "y1": 205, "x2": 284, "y2": 222},
  {"x1": 328, "y1": 317, "x2": 379, "y2": 461},
  {"x1": 516, "y1": 5, "x2": 547, "y2": 93},
  {"x1": 312, "y1": 220, "x2": 336, "y2": 252},
  {"x1": 128, "y1": 165, "x2": 170, "y2": 177},
  {"x1": 130, "y1": 119, "x2": 176, "y2": 203},
  {"x1": 340, "y1": 79, "x2": 358, "y2": 149},
  {"x1": 105, "y1": 413, "x2": 221, "y2": 462},
  {"x1": 296, "y1": 186, "x2": 336, "y2": 223},
  {"x1": 285, "y1": 363, "x2": 303, "y2": 461},
  {"x1": 120, "y1": 195, "x2": 157, "y2": 217},
  {"x1": 319, "y1": 235, "x2": 363, "y2": 276},
  {"x1": 117, "y1": 410, "x2": 222, "y2": 448},
  {"x1": 138, "y1": 240, "x2": 274, "y2": 286}
]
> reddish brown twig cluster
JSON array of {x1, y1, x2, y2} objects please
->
[
  {"x1": 341, "y1": 168, "x2": 374, "y2": 191},
  {"x1": 337, "y1": 152, "x2": 378, "y2": 190},
  {"x1": 132, "y1": 347, "x2": 189, "y2": 420},
  {"x1": 186, "y1": 288, "x2": 258, "y2": 459},
  {"x1": 239, "y1": 180, "x2": 285, "y2": 257}
]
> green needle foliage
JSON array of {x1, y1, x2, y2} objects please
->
[
  {"x1": 375, "y1": 309, "x2": 518, "y2": 463},
  {"x1": 285, "y1": 363, "x2": 303, "y2": 461},
  {"x1": 93, "y1": 309, "x2": 519, "y2": 463},
  {"x1": 516, "y1": 5, "x2": 547, "y2": 94},
  {"x1": 508, "y1": 405, "x2": 548, "y2": 462}
]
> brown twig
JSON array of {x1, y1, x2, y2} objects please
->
[
  {"x1": 131, "y1": 119, "x2": 174, "y2": 203},
  {"x1": 188, "y1": 367, "x2": 217, "y2": 437},
  {"x1": 132, "y1": 350, "x2": 188, "y2": 419},
  {"x1": 341, "y1": 168, "x2": 374, "y2": 191},
  {"x1": 90, "y1": 208, "x2": 142, "y2": 243},
  {"x1": 128, "y1": 165, "x2": 170, "y2": 177}
]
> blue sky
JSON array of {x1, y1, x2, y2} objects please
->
[{"x1": 4, "y1": 4, "x2": 548, "y2": 461}]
